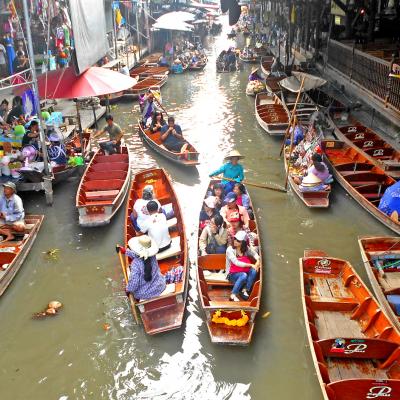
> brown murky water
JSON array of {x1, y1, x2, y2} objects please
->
[{"x1": 0, "y1": 19, "x2": 393, "y2": 400}]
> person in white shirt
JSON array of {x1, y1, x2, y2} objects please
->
[
  {"x1": 140, "y1": 200, "x2": 171, "y2": 252},
  {"x1": 131, "y1": 185, "x2": 161, "y2": 232}
]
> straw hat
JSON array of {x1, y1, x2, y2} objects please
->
[
  {"x1": 251, "y1": 66, "x2": 259, "y2": 74},
  {"x1": 128, "y1": 235, "x2": 158, "y2": 259},
  {"x1": 224, "y1": 149, "x2": 244, "y2": 160},
  {"x1": 302, "y1": 173, "x2": 322, "y2": 187}
]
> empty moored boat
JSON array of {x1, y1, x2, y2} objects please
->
[
  {"x1": 255, "y1": 92, "x2": 288, "y2": 135},
  {"x1": 322, "y1": 139, "x2": 400, "y2": 234},
  {"x1": 0, "y1": 215, "x2": 44, "y2": 297},
  {"x1": 76, "y1": 147, "x2": 131, "y2": 227},
  {"x1": 196, "y1": 180, "x2": 263, "y2": 345},
  {"x1": 122, "y1": 168, "x2": 188, "y2": 334},
  {"x1": 359, "y1": 236, "x2": 400, "y2": 332},
  {"x1": 301, "y1": 250, "x2": 400, "y2": 400}
]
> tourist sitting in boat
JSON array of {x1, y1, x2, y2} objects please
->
[
  {"x1": 160, "y1": 116, "x2": 189, "y2": 153},
  {"x1": 140, "y1": 200, "x2": 172, "y2": 253},
  {"x1": 0, "y1": 182, "x2": 25, "y2": 242},
  {"x1": 248, "y1": 67, "x2": 263, "y2": 81},
  {"x1": 285, "y1": 120, "x2": 304, "y2": 146},
  {"x1": 47, "y1": 132, "x2": 67, "y2": 166},
  {"x1": 22, "y1": 120, "x2": 40, "y2": 149},
  {"x1": 158, "y1": 54, "x2": 169, "y2": 67},
  {"x1": 199, "y1": 214, "x2": 228, "y2": 256},
  {"x1": 220, "y1": 192, "x2": 250, "y2": 231},
  {"x1": 141, "y1": 93, "x2": 156, "y2": 125},
  {"x1": 131, "y1": 185, "x2": 162, "y2": 232},
  {"x1": 209, "y1": 149, "x2": 245, "y2": 193},
  {"x1": 231, "y1": 183, "x2": 253, "y2": 218},
  {"x1": 94, "y1": 114, "x2": 123, "y2": 155},
  {"x1": 122, "y1": 235, "x2": 167, "y2": 301},
  {"x1": 225, "y1": 230, "x2": 260, "y2": 302},
  {"x1": 378, "y1": 180, "x2": 400, "y2": 220},
  {"x1": 200, "y1": 196, "x2": 219, "y2": 230},
  {"x1": 171, "y1": 59, "x2": 184, "y2": 74},
  {"x1": 149, "y1": 111, "x2": 166, "y2": 133},
  {"x1": 207, "y1": 182, "x2": 225, "y2": 211}
]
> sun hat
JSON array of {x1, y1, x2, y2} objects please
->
[
  {"x1": 234, "y1": 230, "x2": 247, "y2": 241},
  {"x1": 251, "y1": 66, "x2": 259, "y2": 74},
  {"x1": 224, "y1": 192, "x2": 237, "y2": 203},
  {"x1": 3, "y1": 182, "x2": 16, "y2": 192},
  {"x1": 224, "y1": 149, "x2": 244, "y2": 161},
  {"x1": 302, "y1": 173, "x2": 322, "y2": 187},
  {"x1": 128, "y1": 235, "x2": 158, "y2": 260},
  {"x1": 204, "y1": 196, "x2": 217, "y2": 209}
]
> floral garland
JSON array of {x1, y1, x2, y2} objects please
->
[{"x1": 211, "y1": 310, "x2": 249, "y2": 327}]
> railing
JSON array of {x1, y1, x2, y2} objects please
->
[{"x1": 327, "y1": 39, "x2": 400, "y2": 113}]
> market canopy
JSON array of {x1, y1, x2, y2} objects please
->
[
  {"x1": 152, "y1": 21, "x2": 194, "y2": 32},
  {"x1": 279, "y1": 72, "x2": 327, "y2": 93},
  {"x1": 156, "y1": 11, "x2": 196, "y2": 24},
  {"x1": 15, "y1": 67, "x2": 137, "y2": 99}
]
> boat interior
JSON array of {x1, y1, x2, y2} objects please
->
[
  {"x1": 256, "y1": 93, "x2": 288, "y2": 125},
  {"x1": 261, "y1": 55, "x2": 274, "y2": 72},
  {"x1": 361, "y1": 238, "x2": 400, "y2": 317},
  {"x1": 77, "y1": 150, "x2": 129, "y2": 207},
  {"x1": 324, "y1": 141, "x2": 395, "y2": 205},
  {"x1": 130, "y1": 76, "x2": 166, "y2": 92},
  {"x1": 302, "y1": 255, "x2": 400, "y2": 397},
  {"x1": 125, "y1": 169, "x2": 186, "y2": 331}
]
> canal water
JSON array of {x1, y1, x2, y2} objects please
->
[{"x1": 0, "y1": 20, "x2": 393, "y2": 400}]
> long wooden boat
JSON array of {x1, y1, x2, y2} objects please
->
[
  {"x1": 139, "y1": 53, "x2": 163, "y2": 64},
  {"x1": 322, "y1": 139, "x2": 400, "y2": 234},
  {"x1": 281, "y1": 90, "x2": 319, "y2": 125},
  {"x1": 188, "y1": 57, "x2": 207, "y2": 71},
  {"x1": 130, "y1": 64, "x2": 169, "y2": 79},
  {"x1": 359, "y1": 236, "x2": 400, "y2": 332},
  {"x1": 265, "y1": 75, "x2": 285, "y2": 93},
  {"x1": 255, "y1": 92, "x2": 288, "y2": 136},
  {"x1": 123, "y1": 168, "x2": 188, "y2": 334},
  {"x1": 137, "y1": 122, "x2": 199, "y2": 167},
  {"x1": 76, "y1": 147, "x2": 131, "y2": 227},
  {"x1": 126, "y1": 75, "x2": 168, "y2": 97},
  {"x1": 196, "y1": 180, "x2": 262, "y2": 345},
  {"x1": 301, "y1": 250, "x2": 400, "y2": 400},
  {"x1": 284, "y1": 149, "x2": 331, "y2": 208},
  {"x1": 0, "y1": 215, "x2": 44, "y2": 296},
  {"x1": 239, "y1": 52, "x2": 260, "y2": 64},
  {"x1": 260, "y1": 55, "x2": 274, "y2": 75},
  {"x1": 329, "y1": 116, "x2": 400, "y2": 179}
]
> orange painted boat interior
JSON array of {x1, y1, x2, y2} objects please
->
[
  {"x1": 360, "y1": 237, "x2": 400, "y2": 312},
  {"x1": 302, "y1": 255, "x2": 400, "y2": 400},
  {"x1": 139, "y1": 125, "x2": 199, "y2": 161},
  {"x1": 256, "y1": 93, "x2": 288, "y2": 124},
  {"x1": 131, "y1": 76, "x2": 165, "y2": 91},
  {"x1": 130, "y1": 66, "x2": 169, "y2": 77},
  {"x1": 77, "y1": 148, "x2": 129, "y2": 207},
  {"x1": 324, "y1": 141, "x2": 396, "y2": 205},
  {"x1": 339, "y1": 123, "x2": 400, "y2": 163},
  {"x1": 124, "y1": 168, "x2": 187, "y2": 333}
]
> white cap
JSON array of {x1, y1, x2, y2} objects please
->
[{"x1": 234, "y1": 230, "x2": 247, "y2": 241}]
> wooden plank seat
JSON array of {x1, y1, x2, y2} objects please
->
[
  {"x1": 156, "y1": 236, "x2": 181, "y2": 261},
  {"x1": 94, "y1": 154, "x2": 129, "y2": 163},
  {"x1": 85, "y1": 170, "x2": 127, "y2": 181},
  {"x1": 90, "y1": 163, "x2": 128, "y2": 172},
  {"x1": 209, "y1": 300, "x2": 250, "y2": 307},
  {"x1": 203, "y1": 271, "x2": 232, "y2": 286},
  {"x1": 335, "y1": 162, "x2": 374, "y2": 173},
  {"x1": 83, "y1": 179, "x2": 124, "y2": 192},
  {"x1": 344, "y1": 172, "x2": 387, "y2": 186},
  {"x1": 85, "y1": 190, "x2": 120, "y2": 200}
]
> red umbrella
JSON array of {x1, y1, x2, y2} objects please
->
[{"x1": 16, "y1": 66, "x2": 137, "y2": 99}]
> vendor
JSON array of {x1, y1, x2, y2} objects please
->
[
  {"x1": 0, "y1": 182, "x2": 25, "y2": 243},
  {"x1": 248, "y1": 66, "x2": 263, "y2": 81},
  {"x1": 47, "y1": 132, "x2": 67, "y2": 166},
  {"x1": 6, "y1": 96, "x2": 24, "y2": 125},
  {"x1": 22, "y1": 120, "x2": 40, "y2": 148}
]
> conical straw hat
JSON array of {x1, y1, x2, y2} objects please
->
[
  {"x1": 302, "y1": 173, "x2": 322, "y2": 187},
  {"x1": 224, "y1": 149, "x2": 244, "y2": 160}
]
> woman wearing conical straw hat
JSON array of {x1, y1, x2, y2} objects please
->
[{"x1": 209, "y1": 149, "x2": 244, "y2": 193}]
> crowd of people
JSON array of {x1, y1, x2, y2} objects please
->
[{"x1": 217, "y1": 48, "x2": 240, "y2": 72}]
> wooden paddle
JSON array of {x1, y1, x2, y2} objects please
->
[
  {"x1": 117, "y1": 245, "x2": 140, "y2": 325},
  {"x1": 217, "y1": 176, "x2": 287, "y2": 193},
  {"x1": 150, "y1": 90, "x2": 169, "y2": 116}
]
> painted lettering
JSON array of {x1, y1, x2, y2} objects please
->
[
  {"x1": 355, "y1": 132, "x2": 365, "y2": 139},
  {"x1": 363, "y1": 141, "x2": 374, "y2": 148},
  {"x1": 373, "y1": 149, "x2": 384, "y2": 157},
  {"x1": 344, "y1": 343, "x2": 367, "y2": 354},
  {"x1": 366, "y1": 386, "x2": 392, "y2": 399}
]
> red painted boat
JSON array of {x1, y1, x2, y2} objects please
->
[
  {"x1": 322, "y1": 139, "x2": 400, "y2": 234},
  {"x1": 196, "y1": 180, "x2": 263, "y2": 345},
  {"x1": 255, "y1": 92, "x2": 288, "y2": 135},
  {"x1": 130, "y1": 64, "x2": 169, "y2": 78},
  {"x1": 122, "y1": 168, "x2": 188, "y2": 334},
  {"x1": 301, "y1": 250, "x2": 400, "y2": 400},
  {"x1": 127, "y1": 75, "x2": 168, "y2": 97},
  {"x1": 76, "y1": 147, "x2": 131, "y2": 227},
  {"x1": 0, "y1": 215, "x2": 44, "y2": 296},
  {"x1": 359, "y1": 236, "x2": 400, "y2": 332}
]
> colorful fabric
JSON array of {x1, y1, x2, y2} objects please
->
[
  {"x1": 165, "y1": 266, "x2": 184, "y2": 284},
  {"x1": 379, "y1": 181, "x2": 400, "y2": 216},
  {"x1": 48, "y1": 144, "x2": 67, "y2": 165}
]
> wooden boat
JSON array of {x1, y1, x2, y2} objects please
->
[
  {"x1": 139, "y1": 53, "x2": 163, "y2": 64},
  {"x1": 196, "y1": 180, "x2": 263, "y2": 345},
  {"x1": 216, "y1": 51, "x2": 240, "y2": 73},
  {"x1": 126, "y1": 75, "x2": 168, "y2": 98},
  {"x1": 239, "y1": 52, "x2": 260, "y2": 64},
  {"x1": 329, "y1": 116, "x2": 400, "y2": 179},
  {"x1": 0, "y1": 215, "x2": 44, "y2": 296},
  {"x1": 130, "y1": 64, "x2": 169, "y2": 79},
  {"x1": 260, "y1": 55, "x2": 274, "y2": 75},
  {"x1": 322, "y1": 139, "x2": 400, "y2": 234},
  {"x1": 76, "y1": 147, "x2": 131, "y2": 227},
  {"x1": 123, "y1": 168, "x2": 188, "y2": 334},
  {"x1": 137, "y1": 122, "x2": 199, "y2": 167},
  {"x1": 265, "y1": 75, "x2": 285, "y2": 93},
  {"x1": 255, "y1": 92, "x2": 289, "y2": 136},
  {"x1": 300, "y1": 250, "x2": 400, "y2": 400},
  {"x1": 359, "y1": 236, "x2": 400, "y2": 332},
  {"x1": 188, "y1": 57, "x2": 207, "y2": 71},
  {"x1": 281, "y1": 90, "x2": 319, "y2": 125},
  {"x1": 284, "y1": 149, "x2": 331, "y2": 208}
]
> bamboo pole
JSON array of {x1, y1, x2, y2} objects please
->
[
  {"x1": 284, "y1": 117, "x2": 296, "y2": 190},
  {"x1": 117, "y1": 246, "x2": 140, "y2": 324},
  {"x1": 279, "y1": 76, "x2": 306, "y2": 156},
  {"x1": 217, "y1": 176, "x2": 287, "y2": 193}
]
